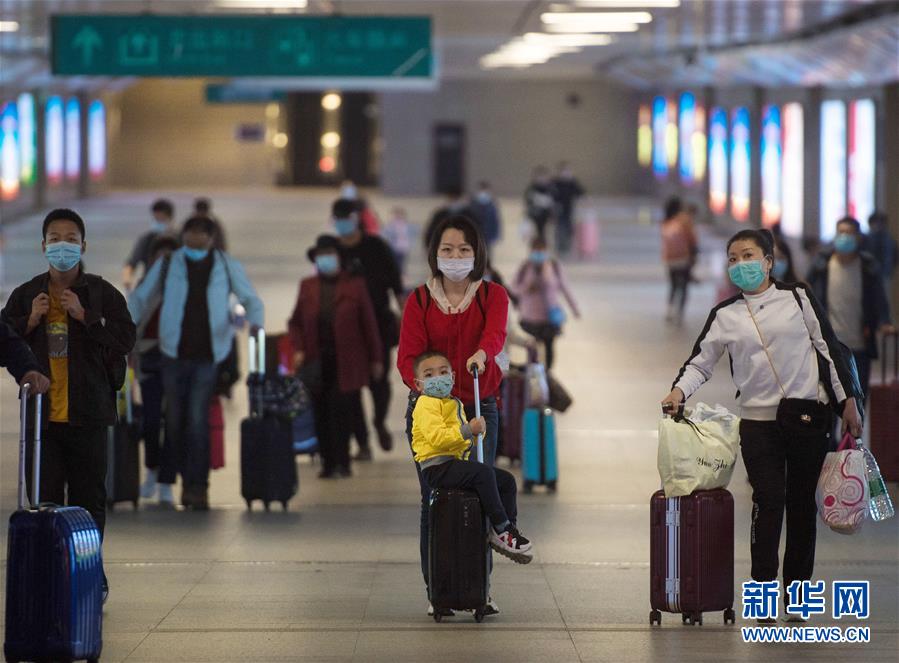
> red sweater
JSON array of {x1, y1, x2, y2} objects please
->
[{"x1": 397, "y1": 281, "x2": 509, "y2": 405}]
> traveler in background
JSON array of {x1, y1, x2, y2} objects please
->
[
  {"x1": 662, "y1": 228, "x2": 862, "y2": 621},
  {"x1": 512, "y1": 237, "x2": 581, "y2": 371},
  {"x1": 288, "y1": 235, "x2": 383, "y2": 479},
  {"x1": 397, "y1": 214, "x2": 509, "y2": 615},
  {"x1": 424, "y1": 187, "x2": 472, "y2": 250},
  {"x1": 524, "y1": 166, "x2": 556, "y2": 243},
  {"x1": 551, "y1": 162, "x2": 585, "y2": 256},
  {"x1": 660, "y1": 196, "x2": 698, "y2": 326},
  {"x1": 1, "y1": 319, "x2": 49, "y2": 394},
  {"x1": 333, "y1": 198, "x2": 405, "y2": 456},
  {"x1": 771, "y1": 234, "x2": 800, "y2": 284},
  {"x1": 338, "y1": 180, "x2": 380, "y2": 234},
  {"x1": 1, "y1": 208, "x2": 136, "y2": 603},
  {"x1": 122, "y1": 198, "x2": 178, "y2": 291},
  {"x1": 382, "y1": 206, "x2": 415, "y2": 275},
  {"x1": 128, "y1": 216, "x2": 263, "y2": 510},
  {"x1": 469, "y1": 181, "x2": 502, "y2": 259},
  {"x1": 134, "y1": 234, "x2": 180, "y2": 505},
  {"x1": 865, "y1": 210, "x2": 897, "y2": 290},
  {"x1": 806, "y1": 216, "x2": 894, "y2": 397},
  {"x1": 193, "y1": 197, "x2": 228, "y2": 251}
]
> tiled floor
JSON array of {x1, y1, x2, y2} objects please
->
[{"x1": 1, "y1": 190, "x2": 896, "y2": 662}]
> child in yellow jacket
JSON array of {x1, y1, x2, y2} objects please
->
[{"x1": 412, "y1": 350, "x2": 534, "y2": 564}]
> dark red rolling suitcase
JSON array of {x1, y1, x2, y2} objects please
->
[
  {"x1": 499, "y1": 367, "x2": 526, "y2": 463},
  {"x1": 649, "y1": 488, "x2": 736, "y2": 626},
  {"x1": 869, "y1": 332, "x2": 899, "y2": 482}
]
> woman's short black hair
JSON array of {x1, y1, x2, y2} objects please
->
[
  {"x1": 151, "y1": 198, "x2": 174, "y2": 218},
  {"x1": 726, "y1": 228, "x2": 775, "y2": 257},
  {"x1": 182, "y1": 215, "x2": 216, "y2": 236},
  {"x1": 836, "y1": 216, "x2": 862, "y2": 234},
  {"x1": 427, "y1": 214, "x2": 487, "y2": 281},
  {"x1": 42, "y1": 208, "x2": 85, "y2": 239},
  {"x1": 663, "y1": 196, "x2": 683, "y2": 221}
]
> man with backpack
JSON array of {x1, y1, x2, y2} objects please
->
[
  {"x1": 1, "y1": 208, "x2": 136, "y2": 603},
  {"x1": 128, "y1": 216, "x2": 263, "y2": 510}
]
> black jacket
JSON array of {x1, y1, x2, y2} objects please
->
[
  {"x1": 806, "y1": 250, "x2": 891, "y2": 358},
  {"x1": 0, "y1": 319, "x2": 42, "y2": 384},
  {"x1": 1, "y1": 269, "x2": 136, "y2": 427}
]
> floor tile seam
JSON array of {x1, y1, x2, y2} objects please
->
[
  {"x1": 540, "y1": 561, "x2": 583, "y2": 663},
  {"x1": 144, "y1": 560, "x2": 219, "y2": 636}
]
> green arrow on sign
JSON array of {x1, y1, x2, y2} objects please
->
[{"x1": 73, "y1": 26, "x2": 102, "y2": 66}]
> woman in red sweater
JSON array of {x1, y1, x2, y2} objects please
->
[
  {"x1": 289, "y1": 235, "x2": 383, "y2": 479},
  {"x1": 397, "y1": 215, "x2": 509, "y2": 615}
]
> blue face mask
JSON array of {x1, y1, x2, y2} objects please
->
[
  {"x1": 420, "y1": 373, "x2": 454, "y2": 399},
  {"x1": 315, "y1": 253, "x2": 340, "y2": 276},
  {"x1": 770, "y1": 258, "x2": 788, "y2": 280},
  {"x1": 530, "y1": 251, "x2": 548, "y2": 264},
  {"x1": 183, "y1": 247, "x2": 209, "y2": 262},
  {"x1": 334, "y1": 218, "x2": 357, "y2": 237},
  {"x1": 151, "y1": 221, "x2": 169, "y2": 234},
  {"x1": 728, "y1": 259, "x2": 767, "y2": 292},
  {"x1": 833, "y1": 233, "x2": 858, "y2": 255},
  {"x1": 44, "y1": 241, "x2": 82, "y2": 272}
]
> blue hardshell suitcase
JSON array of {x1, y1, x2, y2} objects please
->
[
  {"x1": 523, "y1": 407, "x2": 559, "y2": 492},
  {"x1": 4, "y1": 388, "x2": 103, "y2": 663}
]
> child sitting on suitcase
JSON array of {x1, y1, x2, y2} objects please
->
[{"x1": 412, "y1": 351, "x2": 534, "y2": 563}]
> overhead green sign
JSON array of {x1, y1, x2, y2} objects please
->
[{"x1": 51, "y1": 14, "x2": 432, "y2": 78}]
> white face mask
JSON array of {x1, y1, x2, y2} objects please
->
[{"x1": 437, "y1": 257, "x2": 474, "y2": 282}]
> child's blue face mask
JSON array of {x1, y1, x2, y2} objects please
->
[{"x1": 420, "y1": 373, "x2": 454, "y2": 399}]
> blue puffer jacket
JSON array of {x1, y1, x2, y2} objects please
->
[{"x1": 128, "y1": 248, "x2": 264, "y2": 363}]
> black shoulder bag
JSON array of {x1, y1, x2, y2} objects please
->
[{"x1": 744, "y1": 300, "x2": 831, "y2": 435}]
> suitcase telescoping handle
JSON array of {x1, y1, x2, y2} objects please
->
[
  {"x1": 17, "y1": 383, "x2": 43, "y2": 511},
  {"x1": 882, "y1": 330, "x2": 898, "y2": 384},
  {"x1": 248, "y1": 327, "x2": 266, "y2": 377},
  {"x1": 470, "y1": 364, "x2": 484, "y2": 464}
]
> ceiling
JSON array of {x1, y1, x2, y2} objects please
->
[{"x1": 0, "y1": 0, "x2": 896, "y2": 91}]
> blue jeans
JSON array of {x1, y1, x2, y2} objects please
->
[
  {"x1": 161, "y1": 357, "x2": 218, "y2": 489},
  {"x1": 406, "y1": 390, "x2": 498, "y2": 589}
]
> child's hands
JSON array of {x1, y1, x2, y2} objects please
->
[{"x1": 469, "y1": 416, "x2": 487, "y2": 436}]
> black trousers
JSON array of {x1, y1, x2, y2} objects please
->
[
  {"x1": 26, "y1": 423, "x2": 108, "y2": 539},
  {"x1": 352, "y1": 342, "x2": 394, "y2": 452},
  {"x1": 520, "y1": 320, "x2": 559, "y2": 370},
  {"x1": 314, "y1": 361, "x2": 360, "y2": 474},
  {"x1": 667, "y1": 265, "x2": 691, "y2": 315},
  {"x1": 423, "y1": 460, "x2": 517, "y2": 529},
  {"x1": 739, "y1": 419, "x2": 830, "y2": 590}
]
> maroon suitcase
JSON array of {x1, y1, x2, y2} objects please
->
[
  {"x1": 869, "y1": 332, "x2": 899, "y2": 482},
  {"x1": 499, "y1": 368, "x2": 526, "y2": 462},
  {"x1": 650, "y1": 488, "x2": 736, "y2": 626}
]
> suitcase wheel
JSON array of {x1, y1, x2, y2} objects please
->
[
  {"x1": 281, "y1": 501, "x2": 289, "y2": 511},
  {"x1": 245, "y1": 499, "x2": 253, "y2": 511},
  {"x1": 724, "y1": 608, "x2": 736, "y2": 625},
  {"x1": 548, "y1": 480, "x2": 557, "y2": 492},
  {"x1": 650, "y1": 609, "x2": 662, "y2": 626},
  {"x1": 474, "y1": 608, "x2": 485, "y2": 623},
  {"x1": 133, "y1": 499, "x2": 139, "y2": 510},
  {"x1": 689, "y1": 613, "x2": 702, "y2": 626},
  {"x1": 523, "y1": 481, "x2": 534, "y2": 494},
  {"x1": 681, "y1": 613, "x2": 689, "y2": 624},
  {"x1": 433, "y1": 613, "x2": 443, "y2": 623},
  {"x1": 264, "y1": 501, "x2": 271, "y2": 512}
]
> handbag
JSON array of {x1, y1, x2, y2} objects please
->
[
  {"x1": 815, "y1": 433, "x2": 868, "y2": 534},
  {"x1": 547, "y1": 374, "x2": 573, "y2": 413},
  {"x1": 744, "y1": 300, "x2": 831, "y2": 436}
]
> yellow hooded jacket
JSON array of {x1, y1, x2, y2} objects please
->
[{"x1": 411, "y1": 394, "x2": 477, "y2": 469}]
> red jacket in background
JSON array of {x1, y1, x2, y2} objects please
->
[
  {"x1": 397, "y1": 281, "x2": 509, "y2": 405},
  {"x1": 288, "y1": 272, "x2": 382, "y2": 393}
]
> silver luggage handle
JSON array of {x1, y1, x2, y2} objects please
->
[
  {"x1": 17, "y1": 384, "x2": 43, "y2": 511},
  {"x1": 248, "y1": 328, "x2": 266, "y2": 376},
  {"x1": 471, "y1": 365, "x2": 484, "y2": 464}
]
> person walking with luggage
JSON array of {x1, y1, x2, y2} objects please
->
[
  {"x1": 382, "y1": 206, "x2": 415, "y2": 275},
  {"x1": 524, "y1": 166, "x2": 556, "y2": 243},
  {"x1": 1, "y1": 208, "x2": 136, "y2": 602},
  {"x1": 660, "y1": 196, "x2": 698, "y2": 326},
  {"x1": 512, "y1": 237, "x2": 581, "y2": 371},
  {"x1": 288, "y1": 235, "x2": 383, "y2": 479},
  {"x1": 128, "y1": 215, "x2": 263, "y2": 510},
  {"x1": 122, "y1": 198, "x2": 178, "y2": 292},
  {"x1": 864, "y1": 210, "x2": 897, "y2": 290},
  {"x1": 552, "y1": 162, "x2": 585, "y2": 256},
  {"x1": 661, "y1": 228, "x2": 863, "y2": 618},
  {"x1": 398, "y1": 214, "x2": 509, "y2": 614},
  {"x1": 806, "y1": 216, "x2": 894, "y2": 397},
  {"x1": 332, "y1": 197, "x2": 405, "y2": 457},
  {"x1": 412, "y1": 350, "x2": 534, "y2": 567},
  {"x1": 133, "y1": 234, "x2": 180, "y2": 504},
  {"x1": 469, "y1": 181, "x2": 502, "y2": 259}
]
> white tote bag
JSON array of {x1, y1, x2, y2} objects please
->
[
  {"x1": 816, "y1": 434, "x2": 869, "y2": 534},
  {"x1": 657, "y1": 403, "x2": 741, "y2": 497}
]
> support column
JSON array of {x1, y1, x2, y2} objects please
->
[
  {"x1": 882, "y1": 83, "x2": 899, "y2": 315},
  {"x1": 749, "y1": 87, "x2": 763, "y2": 227},
  {"x1": 802, "y1": 87, "x2": 823, "y2": 244}
]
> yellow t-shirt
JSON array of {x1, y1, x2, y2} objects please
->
[{"x1": 46, "y1": 294, "x2": 69, "y2": 423}]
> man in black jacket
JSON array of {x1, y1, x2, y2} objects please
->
[
  {"x1": 1, "y1": 208, "x2": 136, "y2": 603},
  {"x1": 807, "y1": 216, "x2": 894, "y2": 397},
  {"x1": 0, "y1": 320, "x2": 49, "y2": 393}
]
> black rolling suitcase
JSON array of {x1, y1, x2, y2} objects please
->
[
  {"x1": 106, "y1": 370, "x2": 141, "y2": 510},
  {"x1": 240, "y1": 330, "x2": 298, "y2": 511},
  {"x1": 427, "y1": 367, "x2": 491, "y2": 622}
]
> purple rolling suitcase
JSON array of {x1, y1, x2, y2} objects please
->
[{"x1": 4, "y1": 386, "x2": 103, "y2": 663}]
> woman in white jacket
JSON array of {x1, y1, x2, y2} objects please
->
[{"x1": 661, "y1": 228, "x2": 863, "y2": 620}]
